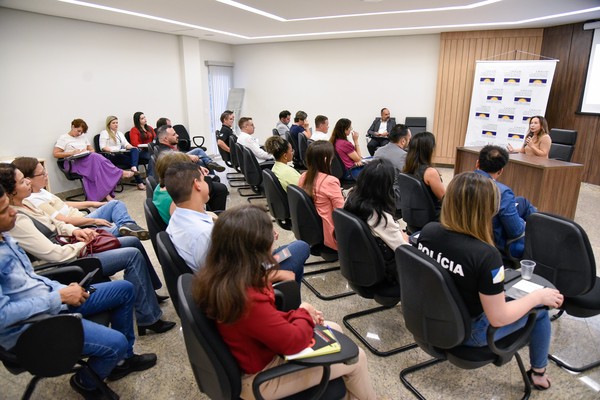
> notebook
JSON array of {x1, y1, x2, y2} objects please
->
[{"x1": 284, "y1": 325, "x2": 341, "y2": 360}]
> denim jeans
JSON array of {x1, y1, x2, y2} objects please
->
[
  {"x1": 106, "y1": 149, "x2": 143, "y2": 183},
  {"x1": 463, "y1": 308, "x2": 550, "y2": 369},
  {"x1": 274, "y1": 240, "x2": 310, "y2": 284},
  {"x1": 509, "y1": 196, "x2": 538, "y2": 257},
  {"x1": 187, "y1": 148, "x2": 212, "y2": 166},
  {"x1": 91, "y1": 237, "x2": 162, "y2": 326},
  {"x1": 88, "y1": 200, "x2": 135, "y2": 237},
  {"x1": 67, "y1": 280, "x2": 135, "y2": 387}
]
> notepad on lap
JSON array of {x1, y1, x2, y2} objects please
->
[{"x1": 284, "y1": 326, "x2": 341, "y2": 360}]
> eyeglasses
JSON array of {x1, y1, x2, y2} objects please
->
[{"x1": 32, "y1": 168, "x2": 48, "y2": 177}]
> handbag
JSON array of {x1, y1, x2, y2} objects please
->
[{"x1": 56, "y1": 229, "x2": 121, "y2": 256}]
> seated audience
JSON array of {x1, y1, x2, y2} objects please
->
[
  {"x1": 192, "y1": 204, "x2": 376, "y2": 399},
  {"x1": 344, "y1": 159, "x2": 408, "y2": 282},
  {"x1": 403, "y1": 131, "x2": 444, "y2": 218},
  {"x1": 0, "y1": 164, "x2": 176, "y2": 336},
  {"x1": 153, "y1": 152, "x2": 228, "y2": 224},
  {"x1": 330, "y1": 118, "x2": 364, "y2": 181},
  {"x1": 216, "y1": 110, "x2": 236, "y2": 153},
  {"x1": 128, "y1": 111, "x2": 155, "y2": 169},
  {"x1": 0, "y1": 183, "x2": 157, "y2": 398},
  {"x1": 155, "y1": 118, "x2": 224, "y2": 173},
  {"x1": 165, "y1": 163, "x2": 308, "y2": 283},
  {"x1": 237, "y1": 117, "x2": 274, "y2": 163},
  {"x1": 53, "y1": 118, "x2": 135, "y2": 201},
  {"x1": 366, "y1": 108, "x2": 396, "y2": 156},
  {"x1": 417, "y1": 172, "x2": 562, "y2": 391},
  {"x1": 264, "y1": 136, "x2": 300, "y2": 191},
  {"x1": 311, "y1": 114, "x2": 330, "y2": 141},
  {"x1": 474, "y1": 145, "x2": 537, "y2": 258},
  {"x1": 298, "y1": 141, "x2": 344, "y2": 250},
  {"x1": 507, "y1": 116, "x2": 552, "y2": 158},
  {"x1": 275, "y1": 110, "x2": 291, "y2": 136},
  {"x1": 100, "y1": 115, "x2": 145, "y2": 190},
  {"x1": 154, "y1": 124, "x2": 224, "y2": 173},
  {"x1": 289, "y1": 110, "x2": 311, "y2": 141},
  {"x1": 374, "y1": 124, "x2": 412, "y2": 211},
  {"x1": 13, "y1": 156, "x2": 149, "y2": 240}
]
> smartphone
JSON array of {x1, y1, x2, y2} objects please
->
[
  {"x1": 78, "y1": 268, "x2": 99, "y2": 288},
  {"x1": 273, "y1": 248, "x2": 292, "y2": 263}
]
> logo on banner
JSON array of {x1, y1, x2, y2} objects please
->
[
  {"x1": 476, "y1": 112, "x2": 490, "y2": 119},
  {"x1": 498, "y1": 114, "x2": 514, "y2": 121},
  {"x1": 509, "y1": 132, "x2": 525, "y2": 140},
  {"x1": 514, "y1": 96, "x2": 531, "y2": 103},
  {"x1": 482, "y1": 130, "x2": 497, "y2": 137},
  {"x1": 529, "y1": 78, "x2": 547, "y2": 85},
  {"x1": 504, "y1": 78, "x2": 520, "y2": 84},
  {"x1": 487, "y1": 95, "x2": 502, "y2": 102},
  {"x1": 522, "y1": 115, "x2": 531, "y2": 121},
  {"x1": 480, "y1": 77, "x2": 495, "y2": 83}
]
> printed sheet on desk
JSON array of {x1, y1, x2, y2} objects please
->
[{"x1": 284, "y1": 325, "x2": 341, "y2": 360}]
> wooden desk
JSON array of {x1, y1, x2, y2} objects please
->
[
  {"x1": 0, "y1": 157, "x2": 51, "y2": 192},
  {"x1": 454, "y1": 147, "x2": 583, "y2": 219}
]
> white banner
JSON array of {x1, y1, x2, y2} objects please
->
[{"x1": 464, "y1": 60, "x2": 557, "y2": 148}]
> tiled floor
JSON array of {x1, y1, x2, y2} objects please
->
[{"x1": 2, "y1": 167, "x2": 600, "y2": 399}]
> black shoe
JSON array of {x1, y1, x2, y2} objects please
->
[
  {"x1": 137, "y1": 319, "x2": 176, "y2": 336},
  {"x1": 156, "y1": 293, "x2": 170, "y2": 303},
  {"x1": 207, "y1": 161, "x2": 226, "y2": 172},
  {"x1": 70, "y1": 374, "x2": 119, "y2": 399},
  {"x1": 118, "y1": 223, "x2": 149, "y2": 241},
  {"x1": 106, "y1": 353, "x2": 158, "y2": 382}
]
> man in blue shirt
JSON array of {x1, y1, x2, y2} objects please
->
[
  {"x1": 474, "y1": 145, "x2": 537, "y2": 257},
  {"x1": 0, "y1": 184, "x2": 157, "y2": 398}
]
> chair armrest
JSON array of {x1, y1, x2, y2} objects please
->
[
  {"x1": 35, "y1": 258, "x2": 108, "y2": 284},
  {"x1": 486, "y1": 309, "x2": 537, "y2": 356},
  {"x1": 192, "y1": 136, "x2": 205, "y2": 148},
  {"x1": 253, "y1": 361, "x2": 331, "y2": 400}
]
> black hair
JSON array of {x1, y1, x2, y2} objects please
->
[
  {"x1": 478, "y1": 145, "x2": 509, "y2": 173},
  {"x1": 388, "y1": 124, "x2": 410, "y2": 144}
]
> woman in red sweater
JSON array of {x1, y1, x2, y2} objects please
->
[
  {"x1": 129, "y1": 111, "x2": 155, "y2": 170},
  {"x1": 193, "y1": 205, "x2": 376, "y2": 399}
]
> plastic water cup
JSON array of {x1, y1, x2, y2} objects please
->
[{"x1": 520, "y1": 260, "x2": 536, "y2": 280}]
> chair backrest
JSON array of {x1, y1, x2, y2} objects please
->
[
  {"x1": 173, "y1": 124, "x2": 191, "y2": 152},
  {"x1": 397, "y1": 173, "x2": 436, "y2": 232},
  {"x1": 145, "y1": 175, "x2": 157, "y2": 199},
  {"x1": 272, "y1": 128, "x2": 280, "y2": 136},
  {"x1": 215, "y1": 130, "x2": 234, "y2": 168},
  {"x1": 287, "y1": 184, "x2": 325, "y2": 247},
  {"x1": 156, "y1": 231, "x2": 193, "y2": 316},
  {"x1": 297, "y1": 132, "x2": 309, "y2": 166},
  {"x1": 286, "y1": 131, "x2": 304, "y2": 168},
  {"x1": 240, "y1": 145, "x2": 263, "y2": 188},
  {"x1": 93, "y1": 134, "x2": 102, "y2": 153},
  {"x1": 143, "y1": 198, "x2": 167, "y2": 255},
  {"x1": 330, "y1": 152, "x2": 347, "y2": 180},
  {"x1": 523, "y1": 212, "x2": 596, "y2": 297},
  {"x1": 262, "y1": 169, "x2": 292, "y2": 230},
  {"x1": 548, "y1": 128, "x2": 577, "y2": 162},
  {"x1": 177, "y1": 274, "x2": 242, "y2": 399},
  {"x1": 229, "y1": 136, "x2": 242, "y2": 171},
  {"x1": 395, "y1": 245, "x2": 470, "y2": 352},
  {"x1": 332, "y1": 209, "x2": 388, "y2": 288},
  {"x1": 404, "y1": 117, "x2": 427, "y2": 135}
]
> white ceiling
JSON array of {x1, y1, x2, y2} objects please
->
[{"x1": 2, "y1": 0, "x2": 600, "y2": 44}]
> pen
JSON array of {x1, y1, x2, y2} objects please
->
[{"x1": 326, "y1": 324, "x2": 338, "y2": 342}]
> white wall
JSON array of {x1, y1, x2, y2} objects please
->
[
  {"x1": 232, "y1": 35, "x2": 440, "y2": 148},
  {"x1": 0, "y1": 8, "x2": 232, "y2": 192}
]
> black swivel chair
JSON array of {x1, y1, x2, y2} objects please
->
[
  {"x1": 297, "y1": 132, "x2": 309, "y2": 168},
  {"x1": 177, "y1": 274, "x2": 346, "y2": 400},
  {"x1": 333, "y1": 209, "x2": 417, "y2": 357},
  {"x1": 56, "y1": 159, "x2": 87, "y2": 201},
  {"x1": 395, "y1": 245, "x2": 538, "y2": 400},
  {"x1": 287, "y1": 185, "x2": 354, "y2": 300},
  {"x1": 523, "y1": 212, "x2": 600, "y2": 373},
  {"x1": 143, "y1": 198, "x2": 167, "y2": 257},
  {"x1": 156, "y1": 231, "x2": 193, "y2": 317},
  {"x1": 548, "y1": 128, "x2": 577, "y2": 162},
  {"x1": 216, "y1": 130, "x2": 244, "y2": 182},
  {"x1": 404, "y1": 117, "x2": 427, "y2": 135},
  {"x1": 228, "y1": 136, "x2": 251, "y2": 189},
  {"x1": 397, "y1": 173, "x2": 437, "y2": 234},
  {"x1": 330, "y1": 153, "x2": 356, "y2": 190},
  {"x1": 286, "y1": 131, "x2": 305, "y2": 169},
  {"x1": 262, "y1": 169, "x2": 292, "y2": 230},
  {"x1": 173, "y1": 124, "x2": 206, "y2": 151},
  {"x1": 238, "y1": 145, "x2": 267, "y2": 203},
  {"x1": 145, "y1": 175, "x2": 157, "y2": 199},
  {"x1": 272, "y1": 128, "x2": 280, "y2": 136}
]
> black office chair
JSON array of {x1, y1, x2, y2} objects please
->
[
  {"x1": 228, "y1": 136, "x2": 251, "y2": 189},
  {"x1": 216, "y1": 130, "x2": 244, "y2": 182},
  {"x1": 272, "y1": 128, "x2": 280, "y2": 136},
  {"x1": 523, "y1": 212, "x2": 600, "y2": 372},
  {"x1": 173, "y1": 124, "x2": 206, "y2": 151},
  {"x1": 297, "y1": 132, "x2": 309, "y2": 168},
  {"x1": 0, "y1": 266, "x2": 113, "y2": 400},
  {"x1": 333, "y1": 209, "x2": 417, "y2": 357},
  {"x1": 286, "y1": 131, "x2": 305, "y2": 169},
  {"x1": 156, "y1": 231, "x2": 193, "y2": 317},
  {"x1": 262, "y1": 169, "x2": 292, "y2": 230},
  {"x1": 395, "y1": 245, "x2": 537, "y2": 400},
  {"x1": 287, "y1": 185, "x2": 354, "y2": 301},
  {"x1": 397, "y1": 173, "x2": 437, "y2": 234},
  {"x1": 177, "y1": 274, "x2": 346, "y2": 400},
  {"x1": 145, "y1": 175, "x2": 157, "y2": 199},
  {"x1": 143, "y1": 198, "x2": 167, "y2": 257},
  {"x1": 56, "y1": 159, "x2": 87, "y2": 201},
  {"x1": 93, "y1": 134, "x2": 138, "y2": 187},
  {"x1": 330, "y1": 153, "x2": 355, "y2": 190},
  {"x1": 238, "y1": 145, "x2": 267, "y2": 203},
  {"x1": 548, "y1": 128, "x2": 577, "y2": 162},
  {"x1": 404, "y1": 117, "x2": 427, "y2": 135},
  {"x1": 124, "y1": 130, "x2": 150, "y2": 173}
]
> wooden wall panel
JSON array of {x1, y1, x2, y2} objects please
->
[
  {"x1": 433, "y1": 29, "x2": 543, "y2": 165},
  {"x1": 542, "y1": 23, "x2": 600, "y2": 185}
]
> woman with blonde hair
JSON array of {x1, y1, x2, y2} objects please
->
[
  {"x1": 193, "y1": 204, "x2": 376, "y2": 399},
  {"x1": 417, "y1": 172, "x2": 563, "y2": 391},
  {"x1": 99, "y1": 115, "x2": 145, "y2": 190},
  {"x1": 507, "y1": 115, "x2": 552, "y2": 158}
]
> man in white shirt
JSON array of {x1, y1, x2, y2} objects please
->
[
  {"x1": 236, "y1": 117, "x2": 274, "y2": 163},
  {"x1": 310, "y1": 115, "x2": 330, "y2": 141},
  {"x1": 275, "y1": 110, "x2": 291, "y2": 136}
]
